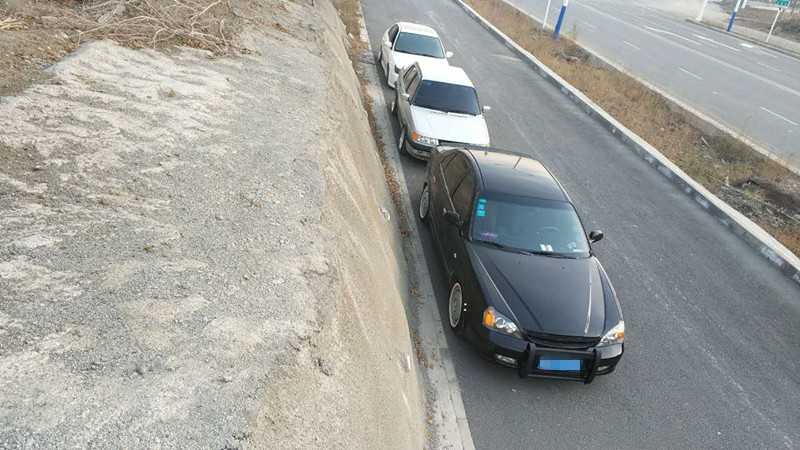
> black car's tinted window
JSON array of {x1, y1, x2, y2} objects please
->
[
  {"x1": 393, "y1": 32, "x2": 444, "y2": 58},
  {"x1": 452, "y1": 173, "x2": 474, "y2": 219},
  {"x1": 443, "y1": 154, "x2": 468, "y2": 196},
  {"x1": 388, "y1": 25, "x2": 399, "y2": 43},
  {"x1": 413, "y1": 81, "x2": 481, "y2": 115},
  {"x1": 472, "y1": 193, "x2": 590, "y2": 258}
]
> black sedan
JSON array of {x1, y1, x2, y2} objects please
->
[{"x1": 419, "y1": 146, "x2": 624, "y2": 383}]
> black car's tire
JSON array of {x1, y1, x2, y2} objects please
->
[
  {"x1": 448, "y1": 282, "x2": 466, "y2": 336},
  {"x1": 391, "y1": 92, "x2": 398, "y2": 117},
  {"x1": 419, "y1": 184, "x2": 430, "y2": 225},
  {"x1": 398, "y1": 127, "x2": 407, "y2": 154}
]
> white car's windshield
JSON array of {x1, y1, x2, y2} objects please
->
[
  {"x1": 413, "y1": 80, "x2": 481, "y2": 115},
  {"x1": 394, "y1": 32, "x2": 445, "y2": 58},
  {"x1": 472, "y1": 194, "x2": 590, "y2": 258}
]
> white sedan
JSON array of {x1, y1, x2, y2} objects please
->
[{"x1": 378, "y1": 22, "x2": 453, "y2": 88}]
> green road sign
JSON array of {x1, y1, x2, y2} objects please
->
[{"x1": 776, "y1": 0, "x2": 789, "y2": 7}]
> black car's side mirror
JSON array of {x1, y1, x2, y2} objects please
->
[
  {"x1": 589, "y1": 230, "x2": 604, "y2": 243},
  {"x1": 444, "y1": 210, "x2": 461, "y2": 227}
]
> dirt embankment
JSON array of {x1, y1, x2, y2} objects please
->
[{"x1": 0, "y1": 0, "x2": 423, "y2": 448}]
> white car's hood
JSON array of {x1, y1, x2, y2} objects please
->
[
  {"x1": 392, "y1": 52, "x2": 449, "y2": 71},
  {"x1": 411, "y1": 106, "x2": 490, "y2": 146}
]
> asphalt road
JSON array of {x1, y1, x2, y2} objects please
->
[
  {"x1": 360, "y1": 0, "x2": 800, "y2": 448},
  {"x1": 509, "y1": 0, "x2": 800, "y2": 170}
]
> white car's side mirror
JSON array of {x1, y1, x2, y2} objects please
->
[
  {"x1": 402, "y1": 93, "x2": 411, "y2": 102},
  {"x1": 445, "y1": 51, "x2": 454, "y2": 58},
  {"x1": 483, "y1": 105, "x2": 491, "y2": 112}
]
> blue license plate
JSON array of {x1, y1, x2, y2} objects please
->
[{"x1": 538, "y1": 359, "x2": 581, "y2": 371}]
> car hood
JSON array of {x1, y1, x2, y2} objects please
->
[
  {"x1": 410, "y1": 106, "x2": 490, "y2": 146},
  {"x1": 392, "y1": 52, "x2": 449, "y2": 71},
  {"x1": 470, "y1": 243, "x2": 607, "y2": 338}
]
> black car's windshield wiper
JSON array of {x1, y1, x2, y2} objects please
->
[
  {"x1": 475, "y1": 240, "x2": 531, "y2": 255},
  {"x1": 478, "y1": 240, "x2": 580, "y2": 258},
  {"x1": 526, "y1": 251, "x2": 579, "y2": 259}
]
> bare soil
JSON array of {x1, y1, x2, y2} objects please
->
[
  {"x1": 0, "y1": 1, "x2": 77, "y2": 95},
  {"x1": 467, "y1": 0, "x2": 800, "y2": 256}
]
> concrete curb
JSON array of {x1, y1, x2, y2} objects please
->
[
  {"x1": 354, "y1": 11, "x2": 476, "y2": 450},
  {"x1": 687, "y1": 19, "x2": 800, "y2": 61},
  {"x1": 453, "y1": 0, "x2": 800, "y2": 285}
]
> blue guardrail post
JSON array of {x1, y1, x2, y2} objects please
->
[{"x1": 553, "y1": 0, "x2": 569, "y2": 39}]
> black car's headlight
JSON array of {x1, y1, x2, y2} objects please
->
[
  {"x1": 483, "y1": 307, "x2": 523, "y2": 339},
  {"x1": 598, "y1": 321, "x2": 625, "y2": 346}
]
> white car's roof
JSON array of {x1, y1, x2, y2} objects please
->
[
  {"x1": 397, "y1": 22, "x2": 440, "y2": 38},
  {"x1": 418, "y1": 64, "x2": 474, "y2": 88}
]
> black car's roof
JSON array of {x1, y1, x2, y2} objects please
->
[{"x1": 464, "y1": 147, "x2": 569, "y2": 202}]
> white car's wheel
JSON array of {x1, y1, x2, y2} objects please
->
[
  {"x1": 398, "y1": 127, "x2": 407, "y2": 154},
  {"x1": 419, "y1": 184, "x2": 430, "y2": 224},
  {"x1": 449, "y1": 282, "x2": 465, "y2": 334}
]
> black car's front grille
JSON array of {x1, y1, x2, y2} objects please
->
[{"x1": 524, "y1": 331, "x2": 600, "y2": 350}]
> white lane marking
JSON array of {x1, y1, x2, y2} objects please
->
[
  {"x1": 573, "y1": 1, "x2": 800, "y2": 99},
  {"x1": 760, "y1": 107, "x2": 798, "y2": 126},
  {"x1": 580, "y1": 20, "x2": 597, "y2": 29},
  {"x1": 623, "y1": 40, "x2": 641, "y2": 50},
  {"x1": 740, "y1": 42, "x2": 777, "y2": 58},
  {"x1": 607, "y1": 5, "x2": 668, "y2": 30},
  {"x1": 643, "y1": 25, "x2": 702, "y2": 45},
  {"x1": 639, "y1": 6, "x2": 710, "y2": 35},
  {"x1": 694, "y1": 34, "x2": 740, "y2": 52},
  {"x1": 492, "y1": 53, "x2": 524, "y2": 62},
  {"x1": 679, "y1": 67, "x2": 703, "y2": 80},
  {"x1": 757, "y1": 62, "x2": 781, "y2": 72}
]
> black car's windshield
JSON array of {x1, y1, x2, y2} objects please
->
[
  {"x1": 413, "y1": 80, "x2": 481, "y2": 115},
  {"x1": 472, "y1": 194, "x2": 591, "y2": 258},
  {"x1": 393, "y1": 32, "x2": 445, "y2": 58}
]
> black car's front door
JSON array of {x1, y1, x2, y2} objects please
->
[
  {"x1": 443, "y1": 172, "x2": 474, "y2": 276},
  {"x1": 436, "y1": 154, "x2": 473, "y2": 276}
]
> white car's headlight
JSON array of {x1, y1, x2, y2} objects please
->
[
  {"x1": 598, "y1": 321, "x2": 625, "y2": 346},
  {"x1": 483, "y1": 307, "x2": 523, "y2": 339},
  {"x1": 411, "y1": 132, "x2": 438, "y2": 147}
]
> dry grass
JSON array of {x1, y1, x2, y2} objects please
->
[
  {"x1": 468, "y1": 0, "x2": 800, "y2": 256},
  {"x1": 333, "y1": 0, "x2": 408, "y2": 227},
  {"x1": 61, "y1": 0, "x2": 238, "y2": 53}
]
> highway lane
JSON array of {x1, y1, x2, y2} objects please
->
[
  {"x1": 509, "y1": 0, "x2": 800, "y2": 169},
  {"x1": 360, "y1": 0, "x2": 800, "y2": 448}
]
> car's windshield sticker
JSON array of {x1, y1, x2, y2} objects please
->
[
  {"x1": 480, "y1": 231, "x2": 498, "y2": 239},
  {"x1": 476, "y1": 210, "x2": 486, "y2": 217},
  {"x1": 478, "y1": 198, "x2": 487, "y2": 203},
  {"x1": 540, "y1": 244, "x2": 554, "y2": 252},
  {"x1": 477, "y1": 203, "x2": 485, "y2": 211}
]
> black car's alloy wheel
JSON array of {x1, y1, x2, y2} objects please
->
[
  {"x1": 449, "y1": 282, "x2": 465, "y2": 334},
  {"x1": 419, "y1": 184, "x2": 430, "y2": 224}
]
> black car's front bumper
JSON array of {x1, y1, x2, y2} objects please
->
[{"x1": 474, "y1": 329, "x2": 623, "y2": 384}]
